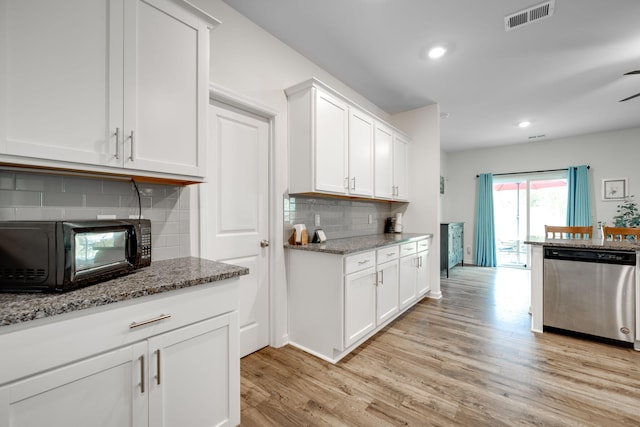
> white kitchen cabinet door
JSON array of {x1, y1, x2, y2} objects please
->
[
  {"x1": 314, "y1": 89, "x2": 349, "y2": 195},
  {"x1": 1, "y1": 0, "x2": 123, "y2": 167},
  {"x1": 0, "y1": 342, "x2": 147, "y2": 427},
  {"x1": 344, "y1": 266, "x2": 377, "y2": 348},
  {"x1": 376, "y1": 259, "x2": 400, "y2": 325},
  {"x1": 348, "y1": 108, "x2": 374, "y2": 197},
  {"x1": 148, "y1": 312, "x2": 239, "y2": 427},
  {"x1": 393, "y1": 134, "x2": 409, "y2": 201},
  {"x1": 374, "y1": 122, "x2": 394, "y2": 200},
  {"x1": 399, "y1": 254, "x2": 418, "y2": 310},
  {"x1": 416, "y1": 250, "x2": 430, "y2": 296},
  {"x1": 122, "y1": 0, "x2": 209, "y2": 177}
]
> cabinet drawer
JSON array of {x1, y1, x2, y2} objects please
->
[
  {"x1": 376, "y1": 245, "x2": 399, "y2": 263},
  {"x1": 345, "y1": 251, "x2": 376, "y2": 274},
  {"x1": 400, "y1": 242, "x2": 417, "y2": 257},
  {"x1": 417, "y1": 238, "x2": 431, "y2": 252}
]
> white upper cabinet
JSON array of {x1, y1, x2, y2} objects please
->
[
  {"x1": 393, "y1": 133, "x2": 409, "y2": 201},
  {"x1": 0, "y1": 0, "x2": 218, "y2": 181},
  {"x1": 1, "y1": 0, "x2": 117, "y2": 166},
  {"x1": 286, "y1": 78, "x2": 409, "y2": 201},
  {"x1": 288, "y1": 84, "x2": 349, "y2": 195},
  {"x1": 315, "y1": 89, "x2": 350, "y2": 194},
  {"x1": 348, "y1": 108, "x2": 374, "y2": 197},
  {"x1": 374, "y1": 122, "x2": 394, "y2": 199},
  {"x1": 374, "y1": 122, "x2": 409, "y2": 201}
]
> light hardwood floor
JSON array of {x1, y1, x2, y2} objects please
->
[{"x1": 240, "y1": 267, "x2": 640, "y2": 426}]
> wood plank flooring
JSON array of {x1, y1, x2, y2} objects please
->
[{"x1": 240, "y1": 267, "x2": 640, "y2": 426}]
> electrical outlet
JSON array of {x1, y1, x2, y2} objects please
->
[
  {"x1": 97, "y1": 214, "x2": 116, "y2": 220},
  {"x1": 368, "y1": 214, "x2": 372, "y2": 224},
  {"x1": 315, "y1": 214, "x2": 320, "y2": 226}
]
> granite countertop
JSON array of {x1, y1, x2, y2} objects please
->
[
  {"x1": 284, "y1": 233, "x2": 433, "y2": 255},
  {"x1": 525, "y1": 237, "x2": 640, "y2": 251},
  {"x1": 0, "y1": 257, "x2": 248, "y2": 327}
]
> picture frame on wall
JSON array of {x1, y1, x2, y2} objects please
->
[{"x1": 602, "y1": 178, "x2": 627, "y2": 201}]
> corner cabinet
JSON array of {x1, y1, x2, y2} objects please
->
[
  {"x1": 287, "y1": 236, "x2": 430, "y2": 363},
  {"x1": 0, "y1": 282, "x2": 240, "y2": 427},
  {"x1": 0, "y1": 0, "x2": 219, "y2": 181},
  {"x1": 286, "y1": 78, "x2": 409, "y2": 201},
  {"x1": 441, "y1": 222, "x2": 464, "y2": 277}
]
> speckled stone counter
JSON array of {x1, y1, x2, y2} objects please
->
[
  {"x1": 525, "y1": 237, "x2": 640, "y2": 251},
  {"x1": 284, "y1": 233, "x2": 433, "y2": 255},
  {"x1": 0, "y1": 257, "x2": 248, "y2": 327}
]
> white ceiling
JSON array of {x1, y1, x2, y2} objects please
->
[{"x1": 222, "y1": 0, "x2": 640, "y2": 152}]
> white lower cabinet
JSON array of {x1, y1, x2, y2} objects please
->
[
  {"x1": 416, "y1": 238, "x2": 431, "y2": 296},
  {"x1": 0, "y1": 283, "x2": 240, "y2": 427},
  {"x1": 287, "y1": 238, "x2": 430, "y2": 363},
  {"x1": 399, "y1": 242, "x2": 418, "y2": 309},
  {"x1": 0, "y1": 343, "x2": 147, "y2": 427},
  {"x1": 148, "y1": 314, "x2": 238, "y2": 427},
  {"x1": 344, "y1": 264, "x2": 377, "y2": 348},
  {"x1": 376, "y1": 259, "x2": 400, "y2": 324}
]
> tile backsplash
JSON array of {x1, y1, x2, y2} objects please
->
[
  {"x1": 0, "y1": 170, "x2": 192, "y2": 261},
  {"x1": 284, "y1": 195, "x2": 396, "y2": 241}
]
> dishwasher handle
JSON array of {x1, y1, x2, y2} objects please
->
[{"x1": 544, "y1": 247, "x2": 636, "y2": 265}]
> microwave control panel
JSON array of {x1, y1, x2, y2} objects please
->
[{"x1": 140, "y1": 226, "x2": 152, "y2": 261}]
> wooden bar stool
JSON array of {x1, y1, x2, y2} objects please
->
[
  {"x1": 602, "y1": 226, "x2": 640, "y2": 241},
  {"x1": 544, "y1": 225, "x2": 593, "y2": 239}
]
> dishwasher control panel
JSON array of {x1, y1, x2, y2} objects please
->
[{"x1": 544, "y1": 247, "x2": 636, "y2": 265}]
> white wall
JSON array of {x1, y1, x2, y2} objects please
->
[
  {"x1": 443, "y1": 127, "x2": 640, "y2": 264},
  {"x1": 188, "y1": 1, "x2": 441, "y2": 345},
  {"x1": 391, "y1": 104, "x2": 442, "y2": 298}
]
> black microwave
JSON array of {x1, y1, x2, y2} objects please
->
[{"x1": 0, "y1": 219, "x2": 151, "y2": 292}]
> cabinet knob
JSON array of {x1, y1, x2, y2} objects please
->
[{"x1": 260, "y1": 239, "x2": 270, "y2": 248}]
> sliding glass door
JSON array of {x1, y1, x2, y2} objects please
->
[{"x1": 493, "y1": 172, "x2": 567, "y2": 267}]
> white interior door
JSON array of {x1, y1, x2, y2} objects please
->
[{"x1": 202, "y1": 101, "x2": 269, "y2": 358}]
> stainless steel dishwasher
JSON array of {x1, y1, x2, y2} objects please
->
[{"x1": 543, "y1": 247, "x2": 636, "y2": 344}]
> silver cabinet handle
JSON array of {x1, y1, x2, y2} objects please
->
[
  {"x1": 375, "y1": 271, "x2": 379, "y2": 286},
  {"x1": 344, "y1": 177, "x2": 349, "y2": 189},
  {"x1": 156, "y1": 349, "x2": 161, "y2": 385},
  {"x1": 114, "y1": 128, "x2": 121, "y2": 159},
  {"x1": 129, "y1": 130, "x2": 135, "y2": 161},
  {"x1": 351, "y1": 177, "x2": 356, "y2": 190},
  {"x1": 358, "y1": 259, "x2": 370, "y2": 265},
  {"x1": 129, "y1": 313, "x2": 171, "y2": 329},
  {"x1": 380, "y1": 269, "x2": 384, "y2": 284},
  {"x1": 140, "y1": 355, "x2": 145, "y2": 393}
]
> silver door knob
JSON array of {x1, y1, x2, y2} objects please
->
[{"x1": 260, "y1": 240, "x2": 270, "y2": 248}]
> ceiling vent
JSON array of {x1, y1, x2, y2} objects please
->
[{"x1": 505, "y1": 0, "x2": 555, "y2": 31}]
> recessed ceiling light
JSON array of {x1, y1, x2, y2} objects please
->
[
  {"x1": 428, "y1": 46, "x2": 447, "y2": 59},
  {"x1": 518, "y1": 120, "x2": 531, "y2": 128}
]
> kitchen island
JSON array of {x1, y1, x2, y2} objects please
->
[
  {"x1": 526, "y1": 238, "x2": 640, "y2": 351},
  {"x1": 0, "y1": 257, "x2": 247, "y2": 427},
  {"x1": 286, "y1": 233, "x2": 433, "y2": 363}
]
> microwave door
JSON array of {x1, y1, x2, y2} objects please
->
[{"x1": 72, "y1": 229, "x2": 132, "y2": 281}]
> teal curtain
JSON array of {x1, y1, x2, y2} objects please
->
[
  {"x1": 474, "y1": 173, "x2": 497, "y2": 267},
  {"x1": 566, "y1": 165, "x2": 591, "y2": 226}
]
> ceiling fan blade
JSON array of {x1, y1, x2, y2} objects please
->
[
  {"x1": 624, "y1": 70, "x2": 640, "y2": 75},
  {"x1": 619, "y1": 92, "x2": 640, "y2": 102}
]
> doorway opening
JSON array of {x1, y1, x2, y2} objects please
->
[{"x1": 493, "y1": 172, "x2": 567, "y2": 267}]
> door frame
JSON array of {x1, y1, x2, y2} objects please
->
[{"x1": 202, "y1": 83, "x2": 278, "y2": 348}]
